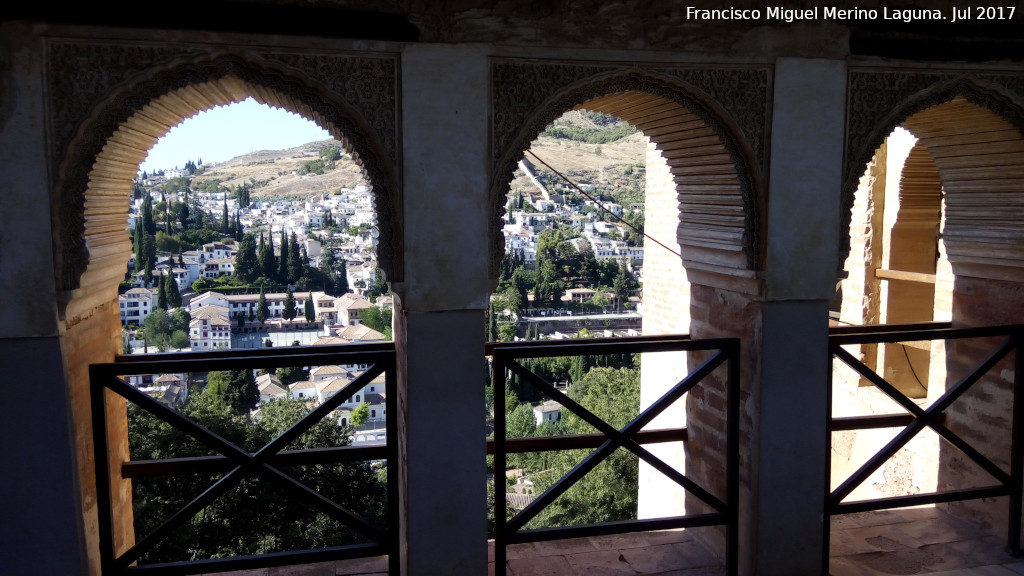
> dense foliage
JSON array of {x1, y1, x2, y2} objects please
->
[
  {"x1": 127, "y1": 391, "x2": 386, "y2": 564},
  {"x1": 494, "y1": 365, "x2": 641, "y2": 530}
]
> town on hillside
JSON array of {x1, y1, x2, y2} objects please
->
[{"x1": 123, "y1": 116, "x2": 646, "y2": 455}]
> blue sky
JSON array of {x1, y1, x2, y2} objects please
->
[{"x1": 139, "y1": 97, "x2": 330, "y2": 174}]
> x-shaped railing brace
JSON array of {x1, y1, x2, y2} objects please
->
[
  {"x1": 830, "y1": 336, "x2": 1016, "y2": 506},
  {"x1": 97, "y1": 365, "x2": 388, "y2": 569},
  {"x1": 504, "y1": 349, "x2": 729, "y2": 533}
]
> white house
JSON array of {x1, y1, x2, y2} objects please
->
[
  {"x1": 119, "y1": 287, "x2": 157, "y2": 326},
  {"x1": 533, "y1": 400, "x2": 562, "y2": 426},
  {"x1": 256, "y1": 374, "x2": 288, "y2": 403},
  {"x1": 188, "y1": 305, "x2": 231, "y2": 350}
]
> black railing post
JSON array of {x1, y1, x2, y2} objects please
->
[
  {"x1": 1010, "y1": 329, "x2": 1024, "y2": 556},
  {"x1": 726, "y1": 338, "x2": 740, "y2": 576},
  {"x1": 493, "y1": 351, "x2": 508, "y2": 574},
  {"x1": 89, "y1": 363, "x2": 118, "y2": 576},
  {"x1": 823, "y1": 339, "x2": 836, "y2": 576},
  {"x1": 386, "y1": 354, "x2": 401, "y2": 575}
]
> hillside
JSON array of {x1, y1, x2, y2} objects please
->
[
  {"x1": 189, "y1": 140, "x2": 366, "y2": 199},
  {"x1": 187, "y1": 110, "x2": 646, "y2": 200}
]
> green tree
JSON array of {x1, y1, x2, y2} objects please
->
[
  {"x1": 257, "y1": 232, "x2": 276, "y2": 281},
  {"x1": 530, "y1": 367, "x2": 640, "y2": 528},
  {"x1": 256, "y1": 287, "x2": 269, "y2": 324},
  {"x1": 351, "y1": 402, "x2": 370, "y2": 426},
  {"x1": 304, "y1": 296, "x2": 316, "y2": 322},
  {"x1": 276, "y1": 364, "x2": 309, "y2": 387},
  {"x1": 205, "y1": 369, "x2": 259, "y2": 416},
  {"x1": 142, "y1": 193, "x2": 156, "y2": 236},
  {"x1": 167, "y1": 274, "x2": 182, "y2": 308},
  {"x1": 282, "y1": 288, "x2": 297, "y2": 321},
  {"x1": 612, "y1": 260, "x2": 638, "y2": 311},
  {"x1": 278, "y1": 229, "x2": 290, "y2": 283},
  {"x1": 336, "y1": 259, "x2": 350, "y2": 294},
  {"x1": 127, "y1": 393, "x2": 387, "y2": 562},
  {"x1": 361, "y1": 305, "x2": 392, "y2": 338},
  {"x1": 288, "y1": 232, "x2": 302, "y2": 283},
  {"x1": 365, "y1": 267, "x2": 387, "y2": 299},
  {"x1": 157, "y1": 273, "x2": 169, "y2": 310},
  {"x1": 132, "y1": 220, "x2": 143, "y2": 269},
  {"x1": 170, "y1": 308, "x2": 191, "y2": 334},
  {"x1": 169, "y1": 330, "x2": 190, "y2": 350},
  {"x1": 234, "y1": 233, "x2": 259, "y2": 283},
  {"x1": 192, "y1": 276, "x2": 213, "y2": 293}
]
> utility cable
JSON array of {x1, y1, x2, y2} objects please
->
[{"x1": 524, "y1": 150, "x2": 683, "y2": 259}]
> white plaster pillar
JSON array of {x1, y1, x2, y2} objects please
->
[
  {"x1": 393, "y1": 43, "x2": 491, "y2": 576},
  {"x1": 0, "y1": 25, "x2": 88, "y2": 575},
  {"x1": 754, "y1": 58, "x2": 846, "y2": 576}
]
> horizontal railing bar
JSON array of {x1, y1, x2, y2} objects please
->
[
  {"x1": 828, "y1": 321, "x2": 952, "y2": 336},
  {"x1": 830, "y1": 323, "x2": 1023, "y2": 346},
  {"x1": 121, "y1": 542, "x2": 387, "y2": 576},
  {"x1": 106, "y1": 351, "x2": 395, "y2": 376},
  {"x1": 505, "y1": 513, "x2": 725, "y2": 544},
  {"x1": 486, "y1": 428, "x2": 687, "y2": 455},
  {"x1": 116, "y1": 342, "x2": 395, "y2": 363},
  {"x1": 490, "y1": 336, "x2": 735, "y2": 359},
  {"x1": 831, "y1": 413, "x2": 945, "y2": 431},
  {"x1": 485, "y1": 333, "x2": 690, "y2": 355},
  {"x1": 123, "y1": 445, "x2": 388, "y2": 478},
  {"x1": 831, "y1": 485, "x2": 1009, "y2": 515}
]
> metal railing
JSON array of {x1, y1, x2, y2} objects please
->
[
  {"x1": 89, "y1": 343, "x2": 399, "y2": 576},
  {"x1": 826, "y1": 322, "x2": 1024, "y2": 571},
  {"x1": 487, "y1": 334, "x2": 740, "y2": 576}
]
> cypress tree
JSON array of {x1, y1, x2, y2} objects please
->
[
  {"x1": 304, "y1": 296, "x2": 315, "y2": 322},
  {"x1": 157, "y1": 273, "x2": 168, "y2": 310},
  {"x1": 234, "y1": 234, "x2": 259, "y2": 283},
  {"x1": 337, "y1": 260, "x2": 350, "y2": 294},
  {"x1": 132, "y1": 220, "x2": 143, "y2": 270},
  {"x1": 288, "y1": 232, "x2": 302, "y2": 283},
  {"x1": 257, "y1": 233, "x2": 273, "y2": 281},
  {"x1": 282, "y1": 288, "x2": 297, "y2": 321},
  {"x1": 257, "y1": 287, "x2": 269, "y2": 324},
  {"x1": 278, "y1": 230, "x2": 289, "y2": 283},
  {"x1": 167, "y1": 273, "x2": 182, "y2": 308},
  {"x1": 142, "y1": 193, "x2": 156, "y2": 236}
]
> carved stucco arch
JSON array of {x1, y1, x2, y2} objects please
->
[
  {"x1": 51, "y1": 50, "x2": 402, "y2": 314},
  {"x1": 489, "y1": 68, "x2": 764, "y2": 283},
  {"x1": 841, "y1": 74, "x2": 1024, "y2": 280}
]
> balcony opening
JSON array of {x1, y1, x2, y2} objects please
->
[
  {"x1": 831, "y1": 93, "x2": 1024, "y2": 573},
  {"x1": 55, "y1": 56, "x2": 401, "y2": 575},
  {"x1": 488, "y1": 75, "x2": 760, "y2": 574}
]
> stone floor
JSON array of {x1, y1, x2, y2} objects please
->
[
  {"x1": 828, "y1": 508, "x2": 1024, "y2": 576},
  {"x1": 206, "y1": 507, "x2": 1024, "y2": 575}
]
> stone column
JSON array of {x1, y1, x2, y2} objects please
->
[
  {"x1": 393, "y1": 43, "x2": 491, "y2": 576},
  {"x1": 0, "y1": 27, "x2": 88, "y2": 575},
  {"x1": 753, "y1": 58, "x2": 846, "y2": 576}
]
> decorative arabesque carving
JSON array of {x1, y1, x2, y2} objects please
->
[
  {"x1": 45, "y1": 41, "x2": 401, "y2": 296},
  {"x1": 490, "y1": 61, "x2": 768, "y2": 280},
  {"x1": 841, "y1": 70, "x2": 1024, "y2": 276}
]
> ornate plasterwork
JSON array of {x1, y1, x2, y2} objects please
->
[
  {"x1": 490, "y1": 60, "x2": 769, "y2": 280},
  {"x1": 45, "y1": 40, "x2": 401, "y2": 295},
  {"x1": 841, "y1": 69, "x2": 1024, "y2": 275}
]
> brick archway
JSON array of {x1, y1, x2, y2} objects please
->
[
  {"x1": 490, "y1": 64, "x2": 768, "y2": 286},
  {"x1": 51, "y1": 50, "x2": 403, "y2": 316},
  {"x1": 840, "y1": 76, "x2": 1024, "y2": 543},
  {"x1": 842, "y1": 74, "x2": 1024, "y2": 282},
  {"x1": 43, "y1": 45, "x2": 401, "y2": 573}
]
